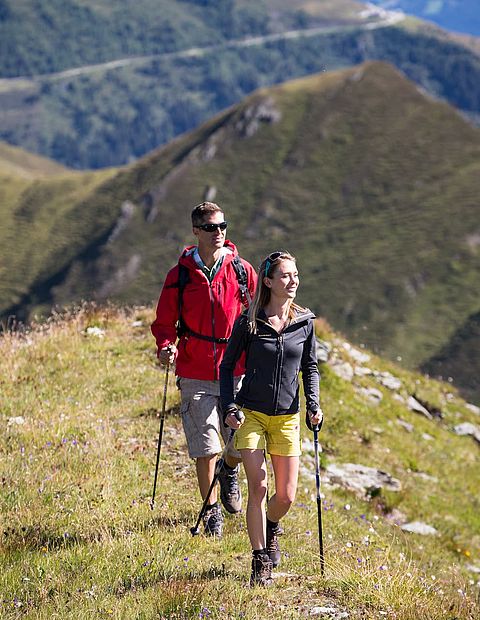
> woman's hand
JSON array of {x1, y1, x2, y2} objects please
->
[
  {"x1": 308, "y1": 408, "x2": 324, "y2": 429},
  {"x1": 225, "y1": 405, "x2": 245, "y2": 429}
]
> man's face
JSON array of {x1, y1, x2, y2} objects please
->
[{"x1": 193, "y1": 211, "x2": 227, "y2": 252}]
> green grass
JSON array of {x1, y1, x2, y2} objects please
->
[{"x1": 1, "y1": 305, "x2": 479, "y2": 618}]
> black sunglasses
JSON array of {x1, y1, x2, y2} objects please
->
[
  {"x1": 195, "y1": 221, "x2": 228, "y2": 232},
  {"x1": 264, "y1": 251, "x2": 283, "y2": 277}
]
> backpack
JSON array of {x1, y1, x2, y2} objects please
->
[{"x1": 171, "y1": 255, "x2": 252, "y2": 343}]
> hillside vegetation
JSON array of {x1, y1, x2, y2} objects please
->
[
  {"x1": 1, "y1": 1, "x2": 480, "y2": 167},
  {"x1": 2, "y1": 61, "x2": 479, "y2": 400},
  {"x1": 1, "y1": 304, "x2": 479, "y2": 618}
]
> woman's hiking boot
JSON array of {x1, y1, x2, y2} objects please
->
[
  {"x1": 250, "y1": 551, "x2": 273, "y2": 587},
  {"x1": 218, "y1": 463, "x2": 242, "y2": 514},
  {"x1": 203, "y1": 503, "x2": 223, "y2": 538},
  {"x1": 266, "y1": 520, "x2": 282, "y2": 567}
]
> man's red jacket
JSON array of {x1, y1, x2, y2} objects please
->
[{"x1": 151, "y1": 241, "x2": 257, "y2": 381}]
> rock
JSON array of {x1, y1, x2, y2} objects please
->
[
  {"x1": 453, "y1": 422, "x2": 480, "y2": 444},
  {"x1": 84, "y1": 326, "x2": 106, "y2": 338},
  {"x1": 342, "y1": 342, "x2": 371, "y2": 364},
  {"x1": 397, "y1": 418, "x2": 414, "y2": 432},
  {"x1": 316, "y1": 339, "x2": 332, "y2": 363},
  {"x1": 330, "y1": 361, "x2": 354, "y2": 382},
  {"x1": 401, "y1": 521, "x2": 438, "y2": 536},
  {"x1": 376, "y1": 371, "x2": 402, "y2": 391},
  {"x1": 7, "y1": 416, "x2": 26, "y2": 426},
  {"x1": 407, "y1": 396, "x2": 433, "y2": 420},
  {"x1": 422, "y1": 433, "x2": 434, "y2": 441},
  {"x1": 466, "y1": 403, "x2": 480, "y2": 416},
  {"x1": 357, "y1": 386, "x2": 383, "y2": 404},
  {"x1": 413, "y1": 472, "x2": 438, "y2": 483},
  {"x1": 466, "y1": 564, "x2": 480, "y2": 574},
  {"x1": 393, "y1": 393, "x2": 406, "y2": 404},
  {"x1": 354, "y1": 366, "x2": 374, "y2": 376},
  {"x1": 235, "y1": 98, "x2": 281, "y2": 137},
  {"x1": 325, "y1": 463, "x2": 401, "y2": 498}
]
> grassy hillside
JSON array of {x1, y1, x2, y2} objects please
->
[
  {"x1": 0, "y1": 143, "x2": 116, "y2": 317},
  {"x1": 1, "y1": 305, "x2": 479, "y2": 618},
  {"x1": 2, "y1": 2, "x2": 480, "y2": 168}
]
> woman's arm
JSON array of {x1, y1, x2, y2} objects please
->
[
  {"x1": 220, "y1": 314, "x2": 249, "y2": 414},
  {"x1": 301, "y1": 319, "x2": 320, "y2": 414}
]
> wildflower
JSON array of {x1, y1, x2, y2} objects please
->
[
  {"x1": 305, "y1": 530, "x2": 312, "y2": 536},
  {"x1": 199, "y1": 607, "x2": 211, "y2": 618},
  {"x1": 344, "y1": 504, "x2": 351, "y2": 511}
]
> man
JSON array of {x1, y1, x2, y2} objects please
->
[{"x1": 151, "y1": 202, "x2": 257, "y2": 537}]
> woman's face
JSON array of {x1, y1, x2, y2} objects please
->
[{"x1": 265, "y1": 258, "x2": 299, "y2": 301}]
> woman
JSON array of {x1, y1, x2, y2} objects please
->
[{"x1": 220, "y1": 250, "x2": 323, "y2": 586}]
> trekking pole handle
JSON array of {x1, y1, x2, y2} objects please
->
[{"x1": 225, "y1": 404, "x2": 244, "y2": 425}]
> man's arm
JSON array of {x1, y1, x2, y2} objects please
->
[{"x1": 151, "y1": 265, "x2": 180, "y2": 360}]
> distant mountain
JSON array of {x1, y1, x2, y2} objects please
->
[
  {"x1": 369, "y1": 1, "x2": 480, "y2": 36},
  {"x1": 2, "y1": 62, "x2": 479, "y2": 402},
  {"x1": 1, "y1": 1, "x2": 480, "y2": 168}
]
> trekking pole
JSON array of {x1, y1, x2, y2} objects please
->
[
  {"x1": 150, "y1": 355, "x2": 171, "y2": 510},
  {"x1": 306, "y1": 410, "x2": 325, "y2": 575},
  {"x1": 190, "y1": 407, "x2": 244, "y2": 536},
  {"x1": 313, "y1": 422, "x2": 325, "y2": 576}
]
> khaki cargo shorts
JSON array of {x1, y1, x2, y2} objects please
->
[{"x1": 178, "y1": 377, "x2": 242, "y2": 460}]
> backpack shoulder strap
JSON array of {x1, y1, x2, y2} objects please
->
[{"x1": 231, "y1": 255, "x2": 252, "y2": 307}]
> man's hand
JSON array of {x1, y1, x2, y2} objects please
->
[
  {"x1": 225, "y1": 404, "x2": 245, "y2": 429},
  {"x1": 159, "y1": 344, "x2": 177, "y2": 366}
]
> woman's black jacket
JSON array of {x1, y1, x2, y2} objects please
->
[{"x1": 220, "y1": 307, "x2": 319, "y2": 417}]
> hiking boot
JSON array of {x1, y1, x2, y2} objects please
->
[
  {"x1": 218, "y1": 464, "x2": 242, "y2": 514},
  {"x1": 266, "y1": 521, "x2": 282, "y2": 567},
  {"x1": 203, "y1": 503, "x2": 224, "y2": 538},
  {"x1": 250, "y1": 552, "x2": 273, "y2": 587}
]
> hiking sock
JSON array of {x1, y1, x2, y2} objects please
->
[{"x1": 266, "y1": 518, "x2": 279, "y2": 531}]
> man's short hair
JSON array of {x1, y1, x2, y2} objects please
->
[{"x1": 191, "y1": 202, "x2": 223, "y2": 227}]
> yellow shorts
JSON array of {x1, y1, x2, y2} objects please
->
[{"x1": 235, "y1": 408, "x2": 301, "y2": 457}]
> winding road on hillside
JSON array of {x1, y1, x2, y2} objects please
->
[{"x1": 0, "y1": 10, "x2": 404, "y2": 88}]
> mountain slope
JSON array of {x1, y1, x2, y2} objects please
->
[
  {"x1": 0, "y1": 144, "x2": 116, "y2": 319},
  {"x1": 2, "y1": 61, "x2": 478, "y2": 402}
]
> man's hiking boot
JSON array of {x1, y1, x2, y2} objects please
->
[
  {"x1": 203, "y1": 503, "x2": 223, "y2": 538},
  {"x1": 250, "y1": 551, "x2": 273, "y2": 587},
  {"x1": 218, "y1": 464, "x2": 242, "y2": 514},
  {"x1": 266, "y1": 521, "x2": 283, "y2": 567}
]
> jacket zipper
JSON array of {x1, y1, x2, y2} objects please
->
[{"x1": 273, "y1": 333, "x2": 284, "y2": 414}]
